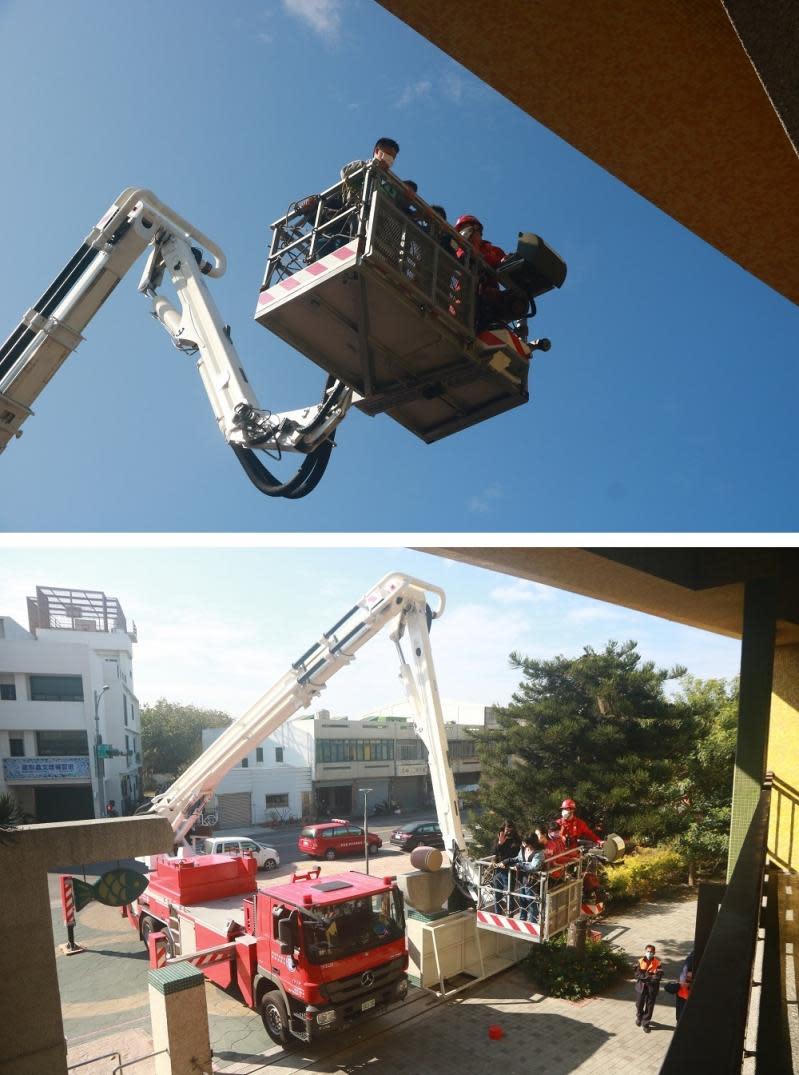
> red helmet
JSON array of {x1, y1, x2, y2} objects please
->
[
  {"x1": 454, "y1": 214, "x2": 483, "y2": 232},
  {"x1": 561, "y1": 798, "x2": 576, "y2": 810}
]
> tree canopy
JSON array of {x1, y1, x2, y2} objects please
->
[
  {"x1": 470, "y1": 640, "x2": 736, "y2": 869},
  {"x1": 141, "y1": 698, "x2": 232, "y2": 782}
]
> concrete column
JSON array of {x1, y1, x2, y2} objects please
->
[
  {"x1": 148, "y1": 964, "x2": 213, "y2": 1075},
  {"x1": 0, "y1": 816, "x2": 172, "y2": 1075},
  {"x1": 768, "y1": 643, "x2": 799, "y2": 870},
  {"x1": 727, "y1": 578, "x2": 777, "y2": 881}
]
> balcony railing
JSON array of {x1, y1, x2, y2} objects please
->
[
  {"x1": 660, "y1": 775, "x2": 793, "y2": 1074},
  {"x1": 769, "y1": 773, "x2": 799, "y2": 871}
]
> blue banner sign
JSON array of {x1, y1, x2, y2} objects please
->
[{"x1": 3, "y1": 756, "x2": 91, "y2": 781}]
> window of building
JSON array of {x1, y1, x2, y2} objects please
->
[
  {"x1": 265, "y1": 793, "x2": 290, "y2": 808},
  {"x1": 36, "y1": 729, "x2": 89, "y2": 756},
  {"x1": 449, "y1": 739, "x2": 478, "y2": 759},
  {"x1": 125, "y1": 734, "x2": 130, "y2": 756},
  {"x1": 256, "y1": 748, "x2": 264, "y2": 763},
  {"x1": 29, "y1": 674, "x2": 84, "y2": 702},
  {"x1": 275, "y1": 747, "x2": 284, "y2": 763},
  {"x1": 398, "y1": 739, "x2": 426, "y2": 760},
  {"x1": 315, "y1": 738, "x2": 396, "y2": 763},
  {"x1": 9, "y1": 736, "x2": 24, "y2": 757},
  {"x1": 241, "y1": 757, "x2": 249, "y2": 768},
  {"x1": 123, "y1": 695, "x2": 128, "y2": 725},
  {"x1": 0, "y1": 676, "x2": 16, "y2": 701}
]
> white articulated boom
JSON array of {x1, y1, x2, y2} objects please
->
[
  {"x1": 0, "y1": 187, "x2": 352, "y2": 498},
  {"x1": 145, "y1": 571, "x2": 458, "y2": 848}
]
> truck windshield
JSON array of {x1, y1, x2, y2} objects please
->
[{"x1": 301, "y1": 890, "x2": 404, "y2": 965}]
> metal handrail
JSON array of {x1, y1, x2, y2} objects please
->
[{"x1": 659, "y1": 778, "x2": 772, "y2": 1074}]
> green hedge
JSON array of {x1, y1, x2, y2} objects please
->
[
  {"x1": 523, "y1": 937, "x2": 630, "y2": 1000},
  {"x1": 604, "y1": 846, "x2": 686, "y2": 903}
]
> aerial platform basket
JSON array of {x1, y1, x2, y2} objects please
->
[{"x1": 254, "y1": 170, "x2": 538, "y2": 444}]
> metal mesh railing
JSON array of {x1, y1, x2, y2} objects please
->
[{"x1": 261, "y1": 161, "x2": 479, "y2": 335}]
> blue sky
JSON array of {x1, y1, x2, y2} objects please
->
[
  {"x1": 0, "y1": 546, "x2": 741, "y2": 717},
  {"x1": 1, "y1": 1, "x2": 797, "y2": 532}
]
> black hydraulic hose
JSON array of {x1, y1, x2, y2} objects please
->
[{"x1": 231, "y1": 433, "x2": 335, "y2": 499}]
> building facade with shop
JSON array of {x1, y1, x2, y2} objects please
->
[
  {"x1": 203, "y1": 701, "x2": 489, "y2": 827},
  {"x1": 0, "y1": 586, "x2": 142, "y2": 821}
]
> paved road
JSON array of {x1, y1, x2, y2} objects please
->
[{"x1": 51, "y1": 817, "x2": 432, "y2": 1068}]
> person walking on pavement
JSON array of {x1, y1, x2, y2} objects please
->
[{"x1": 634, "y1": 944, "x2": 663, "y2": 1032}]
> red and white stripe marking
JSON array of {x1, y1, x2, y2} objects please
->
[
  {"x1": 476, "y1": 909, "x2": 541, "y2": 938},
  {"x1": 581, "y1": 902, "x2": 604, "y2": 917},
  {"x1": 256, "y1": 242, "x2": 358, "y2": 311},
  {"x1": 477, "y1": 328, "x2": 532, "y2": 360},
  {"x1": 60, "y1": 876, "x2": 75, "y2": 927},
  {"x1": 148, "y1": 931, "x2": 168, "y2": 969}
]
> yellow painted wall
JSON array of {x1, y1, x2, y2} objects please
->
[{"x1": 768, "y1": 644, "x2": 799, "y2": 870}]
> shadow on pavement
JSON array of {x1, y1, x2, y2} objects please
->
[{"x1": 212, "y1": 1007, "x2": 614, "y2": 1074}]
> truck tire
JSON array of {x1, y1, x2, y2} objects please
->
[
  {"x1": 324, "y1": 848, "x2": 336, "y2": 860},
  {"x1": 367, "y1": 843, "x2": 378, "y2": 855},
  {"x1": 265, "y1": 858, "x2": 277, "y2": 871},
  {"x1": 261, "y1": 990, "x2": 291, "y2": 1046},
  {"x1": 140, "y1": 915, "x2": 162, "y2": 950}
]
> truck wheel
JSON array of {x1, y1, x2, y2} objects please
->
[
  {"x1": 265, "y1": 858, "x2": 277, "y2": 871},
  {"x1": 140, "y1": 915, "x2": 161, "y2": 950},
  {"x1": 324, "y1": 848, "x2": 336, "y2": 860},
  {"x1": 261, "y1": 990, "x2": 291, "y2": 1046},
  {"x1": 367, "y1": 843, "x2": 378, "y2": 855}
]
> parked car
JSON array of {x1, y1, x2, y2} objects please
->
[
  {"x1": 192, "y1": 835, "x2": 280, "y2": 870},
  {"x1": 389, "y1": 820, "x2": 444, "y2": 852},
  {"x1": 298, "y1": 818, "x2": 382, "y2": 860}
]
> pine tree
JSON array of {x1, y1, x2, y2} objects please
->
[{"x1": 470, "y1": 640, "x2": 694, "y2": 849}]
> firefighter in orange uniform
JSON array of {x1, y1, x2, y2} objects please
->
[
  {"x1": 557, "y1": 798, "x2": 602, "y2": 848},
  {"x1": 453, "y1": 215, "x2": 511, "y2": 332},
  {"x1": 634, "y1": 944, "x2": 663, "y2": 1031}
]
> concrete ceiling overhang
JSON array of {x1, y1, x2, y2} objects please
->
[
  {"x1": 379, "y1": 1, "x2": 799, "y2": 306},
  {"x1": 422, "y1": 548, "x2": 799, "y2": 645}
]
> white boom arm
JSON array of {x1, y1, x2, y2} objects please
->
[
  {"x1": 147, "y1": 572, "x2": 457, "y2": 847},
  {"x1": 0, "y1": 188, "x2": 352, "y2": 497}
]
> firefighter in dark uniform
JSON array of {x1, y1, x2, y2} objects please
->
[{"x1": 634, "y1": 944, "x2": 663, "y2": 1031}]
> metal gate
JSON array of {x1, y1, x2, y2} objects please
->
[{"x1": 216, "y1": 792, "x2": 252, "y2": 829}]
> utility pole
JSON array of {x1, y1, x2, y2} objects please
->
[
  {"x1": 94, "y1": 685, "x2": 110, "y2": 816},
  {"x1": 359, "y1": 787, "x2": 373, "y2": 875}
]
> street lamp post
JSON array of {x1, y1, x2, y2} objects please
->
[
  {"x1": 94, "y1": 684, "x2": 110, "y2": 816},
  {"x1": 359, "y1": 787, "x2": 373, "y2": 875}
]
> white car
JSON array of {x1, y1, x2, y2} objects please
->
[{"x1": 193, "y1": 835, "x2": 279, "y2": 870}]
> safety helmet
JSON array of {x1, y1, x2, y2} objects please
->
[
  {"x1": 561, "y1": 798, "x2": 576, "y2": 810},
  {"x1": 454, "y1": 214, "x2": 483, "y2": 232}
]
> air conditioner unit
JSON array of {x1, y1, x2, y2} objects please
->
[{"x1": 73, "y1": 618, "x2": 97, "y2": 631}]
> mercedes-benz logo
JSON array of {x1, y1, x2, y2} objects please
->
[{"x1": 361, "y1": 971, "x2": 375, "y2": 988}]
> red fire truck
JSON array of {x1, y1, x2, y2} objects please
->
[
  {"x1": 121, "y1": 572, "x2": 444, "y2": 1045},
  {"x1": 127, "y1": 852, "x2": 407, "y2": 1045}
]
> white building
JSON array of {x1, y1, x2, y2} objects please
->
[
  {"x1": 0, "y1": 586, "x2": 142, "y2": 821},
  {"x1": 203, "y1": 700, "x2": 490, "y2": 828},
  {"x1": 202, "y1": 718, "x2": 314, "y2": 829}
]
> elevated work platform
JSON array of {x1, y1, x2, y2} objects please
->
[{"x1": 255, "y1": 165, "x2": 564, "y2": 444}]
